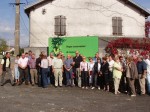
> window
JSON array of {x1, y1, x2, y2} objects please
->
[
  {"x1": 112, "y1": 17, "x2": 122, "y2": 36},
  {"x1": 54, "y1": 15, "x2": 66, "y2": 36}
]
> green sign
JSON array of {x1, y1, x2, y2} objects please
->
[{"x1": 48, "y1": 36, "x2": 98, "y2": 57}]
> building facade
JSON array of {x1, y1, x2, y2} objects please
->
[{"x1": 25, "y1": 0, "x2": 150, "y2": 55}]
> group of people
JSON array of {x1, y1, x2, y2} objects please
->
[{"x1": 0, "y1": 50, "x2": 150, "y2": 97}]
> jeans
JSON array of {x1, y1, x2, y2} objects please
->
[
  {"x1": 41, "y1": 68, "x2": 48, "y2": 88},
  {"x1": 47, "y1": 66, "x2": 51, "y2": 85},
  {"x1": 66, "y1": 69, "x2": 73, "y2": 86},
  {"x1": 147, "y1": 74, "x2": 150, "y2": 94},
  {"x1": 14, "y1": 67, "x2": 20, "y2": 80}
]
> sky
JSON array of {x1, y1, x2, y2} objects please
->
[{"x1": 0, "y1": 0, "x2": 150, "y2": 48}]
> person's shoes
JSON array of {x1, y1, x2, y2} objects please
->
[
  {"x1": 82, "y1": 87, "x2": 85, "y2": 89},
  {"x1": 55, "y1": 86, "x2": 58, "y2": 88},
  {"x1": 25, "y1": 82, "x2": 29, "y2": 85},
  {"x1": 85, "y1": 87, "x2": 88, "y2": 89},
  {"x1": 91, "y1": 87, "x2": 95, "y2": 90},
  {"x1": 11, "y1": 83, "x2": 15, "y2": 86},
  {"x1": 32, "y1": 84, "x2": 35, "y2": 86},
  {"x1": 98, "y1": 87, "x2": 100, "y2": 90},
  {"x1": 1, "y1": 84, "x2": 4, "y2": 86},
  {"x1": 131, "y1": 94, "x2": 136, "y2": 97}
]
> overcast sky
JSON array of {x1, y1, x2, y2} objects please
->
[{"x1": 0, "y1": 0, "x2": 150, "y2": 47}]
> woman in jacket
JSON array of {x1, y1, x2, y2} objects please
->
[
  {"x1": 126, "y1": 57, "x2": 138, "y2": 96},
  {"x1": 101, "y1": 57, "x2": 109, "y2": 91}
]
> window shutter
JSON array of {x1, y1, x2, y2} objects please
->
[
  {"x1": 118, "y1": 17, "x2": 122, "y2": 35},
  {"x1": 112, "y1": 17, "x2": 117, "y2": 35},
  {"x1": 54, "y1": 15, "x2": 66, "y2": 36}
]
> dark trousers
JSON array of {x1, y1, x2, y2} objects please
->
[
  {"x1": 41, "y1": 68, "x2": 48, "y2": 88},
  {"x1": 97, "y1": 75, "x2": 104, "y2": 89},
  {"x1": 48, "y1": 66, "x2": 55, "y2": 85},
  {"x1": 109, "y1": 71, "x2": 114, "y2": 92},
  {"x1": 81, "y1": 71, "x2": 88, "y2": 87},
  {"x1": 19, "y1": 67, "x2": 28, "y2": 84},
  {"x1": 92, "y1": 72, "x2": 98, "y2": 87}
]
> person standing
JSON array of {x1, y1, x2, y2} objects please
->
[
  {"x1": 88, "y1": 58, "x2": 94, "y2": 88},
  {"x1": 144, "y1": 55, "x2": 150, "y2": 95},
  {"x1": 40, "y1": 54, "x2": 49, "y2": 88},
  {"x1": 101, "y1": 57, "x2": 109, "y2": 91},
  {"x1": 14, "y1": 55, "x2": 20, "y2": 84},
  {"x1": 0, "y1": 52, "x2": 15, "y2": 86},
  {"x1": 126, "y1": 57, "x2": 138, "y2": 97},
  {"x1": 47, "y1": 52, "x2": 55, "y2": 85},
  {"x1": 113, "y1": 57, "x2": 123, "y2": 95},
  {"x1": 137, "y1": 56, "x2": 147, "y2": 95},
  {"x1": 73, "y1": 51, "x2": 83, "y2": 87},
  {"x1": 28, "y1": 53, "x2": 38, "y2": 86},
  {"x1": 93, "y1": 58, "x2": 101, "y2": 90},
  {"x1": 80, "y1": 56, "x2": 88, "y2": 89},
  {"x1": 108, "y1": 55, "x2": 114, "y2": 92},
  {"x1": 64, "y1": 54, "x2": 74, "y2": 86},
  {"x1": 52, "y1": 53, "x2": 63, "y2": 87},
  {"x1": 36, "y1": 54, "x2": 42, "y2": 87},
  {"x1": 18, "y1": 53, "x2": 29, "y2": 85}
]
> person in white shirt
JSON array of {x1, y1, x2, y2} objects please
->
[
  {"x1": 80, "y1": 56, "x2": 89, "y2": 89},
  {"x1": 47, "y1": 52, "x2": 55, "y2": 85},
  {"x1": 18, "y1": 53, "x2": 29, "y2": 85},
  {"x1": 88, "y1": 58, "x2": 94, "y2": 88},
  {"x1": 144, "y1": 56, "x2": 150, "y2": 94},
  {"x1": 41, "y1": 54, "x2": 49, "y2": 88},
  {"x1": 52, "y1": 53, "x2": 63, "y2": 87}
]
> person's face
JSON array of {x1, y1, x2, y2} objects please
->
[
  {"x1": 22, "y1": 54, "x2": 25, "y2": 59},
  {"x1": 138, "y1": 57, "x2": 142, "y2": 62},
  {"x1": 6, "y1": 53, "x2": 10, "y2": 58},
  {"x1": 50, "y1": 54, "x2": 53, "y2": 58},
  {"x1": 95, "y1": 53, "x2": 99, "y2": 58},
  {"x1": 120, "y1": 58, "x2": 123, "y2": 62},
  {"x1": 83, "y1": 57, "x2": 86, "y2": 61},
  {"x1": 75, "y1": 51, "x2": 79, "y2": 56},
  {"x1": 109, "y1": 56, "x2": 112, "y2": 61},
  {"x1": 25, "y1": 54, "x2": 28, "y2": 57},
  {"x1": 97, "y1": 60, "x2": 100, "y2": 63},
  {"x1": 67, "y1": 55, "x2": 71, "y2": 59},
  {"x1": 32, "y1": 55, "x2": 35, "y2": 59},
  {"x1": 90, "y1": 59, "x2": 93, "y2": 62},
  {"x1": 29, "y1": 52, "x2": 32, "y2": 55}
]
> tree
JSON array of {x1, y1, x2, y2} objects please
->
[
  {"x1": 0, "y1": 39, "x2": 8, "y2": 54},
  {"x1": 145, "y1": 21, "x2": 150, "y2": 38}
]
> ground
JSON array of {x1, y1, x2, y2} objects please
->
[{"x1": 0, "y1": 84, "x2": 150, "y2": 112}]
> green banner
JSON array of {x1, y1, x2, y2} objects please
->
[{"x1": 48, "y1": 36, "x2": 98, "y2": 57}]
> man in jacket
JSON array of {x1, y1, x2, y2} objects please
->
[{"x1": 0, "y1": 52, "x2": 15, "y2": 86}]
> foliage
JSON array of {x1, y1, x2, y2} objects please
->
[
  {"x1": 105, "y1": 38, "x2": 150, "y2": 56},
  {"x1": 145, "y1": 21, "x2": 150, "y2": 37},
  {"x1": 51, "y1": 38, "x2": 66, "y2": 55},
  {"x1": 0, "y1": 39, "x2": 8, "y2": 54}
]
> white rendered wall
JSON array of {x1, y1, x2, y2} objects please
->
[{"x1": 29, "y1": 0, "x2": 146, "y2": 47}]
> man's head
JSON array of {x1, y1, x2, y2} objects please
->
[
  {"x1": 95, "y1": 52, "x2": 99, "y2": 58},
  {"x1": 67, "y1": 54, "x2": 71, "y2": 59},
  {"x1": 57, "y1": 53, "x2": 62, "y2": 59},
  {"x1": 50, "y1": 52, "x2": 54, "y2": 58},
  {"x1": 28, "y1": 50, "x2": 32, "y2": 55},
  {"x1": 138, "y1": 56, "x2": 143, "y2": 62},
  {"x1": 25, "y1": 52, "x2": 29, "y2": 57},
  {"x1": 75, "y1": 51, "x2": 79, "y2": 56},
  {"x1": 6, "y1": 52, "x2": 10, "y2": 58},
  {"x1": 31, "y1": 53, "x2": 35, "y2": 59},
  {"x1": 21, "y1": 53, "x2": 25, "y2": 59}
]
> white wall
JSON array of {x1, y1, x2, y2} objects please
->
[{"x1": 29, "y1": 0, "x2": 146, "y2": 47}]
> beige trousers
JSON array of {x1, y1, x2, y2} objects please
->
[
  {"x1": 114, "y1": 77, "x2": 121, "y2": 94},
  {"x1": 54, "y1": 69, "x2": 63, "y2": 86},
  {"x1": 139, "y1": 74, "x2": 146, "y2": 94},
  {"x1": 30, "y1": 69, "x2": 38, "y2": 84}
]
